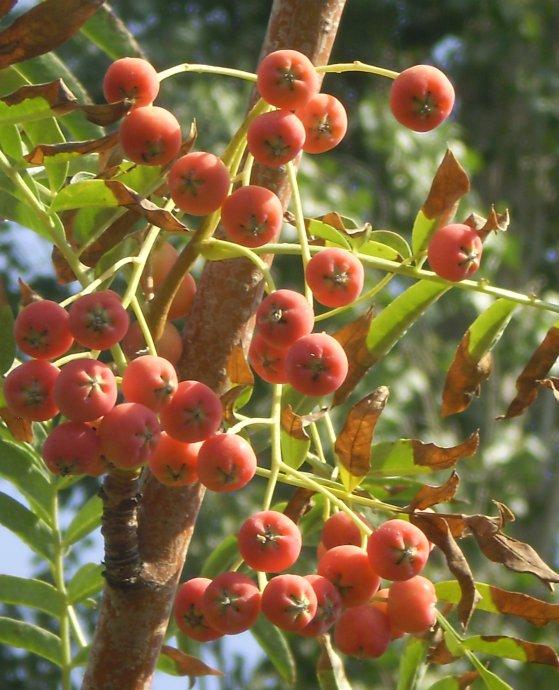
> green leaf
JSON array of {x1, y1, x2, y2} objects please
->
[
  {"x1": 0, "y1": 124, "x2": 24, "y2": 159},
  {"x1": 426, "y1": 678, "x2": 463, "y2": 690},
  {"x1": 71, "y1": 644, "x2": 90, "y2": 668},
  {"x1": 411, "y1": 209, "x2": 437, "y2": 258},
  {"x1": 462, "y1": 635, "x2": 558, "y2": 666},
  {"x1": 0, "y1": 575, "x2": 64, "y2": 617},
  {"x1": 467, "y1": 298, "x2": 517, "y2": 361},
  {"x1": 358, "y1": 239, "x2": 402, "y2": 262},
  {"x1": 0, "y1": 491, "x2": 54, "y2": 561},
  {"x1": 251, "y1": 615, "x2": 296, "y2": 686},
  {"x1": 317, "y1": 635, "x2": 352, "y2": 690},
  {"x1": 80, "y1": 3, "x2": 143, "y2": 59},
  {"x1": 0, "y1": 437, "x2": 54, "y2": 526},
  {"x1": 67, "y1": 563, "x2": 104, "y2": 604},
  {"x1": 0, "y1": 616, "x2": 62, "y2": 665},
  {"x1": 307, "y1": 219, "x2": 351, "y2": 249},
  {"x1": 0, "y1": 186, "x2": 52, "y2": 238},
  {"x1": 51, "y1": 179, "x2": 126, "y2": 210},
  {"x1": 396, "y1": 637, "x2": 428, "y2": 690},
  {"x1": 467, "y1": 652, "x2": 513, "y2": 690},
  {"x1": 25, "y1": 117, "x2": 68, "y2": 192},
  {"x1": 0, "y1": 304, "x2": 15, "y2": 374},
  {"x1": 365, "y1": 281, "x2": 449, "y2": 357},
  {"x1": 200, "y1": 535, "x2": 239, "y2": 578},
  {"x1": 64, "y1": 494, "x2": 102, "y2": 546},
  {"x1": 370, "y1": 230, "x2": 412, "y2": 258}
]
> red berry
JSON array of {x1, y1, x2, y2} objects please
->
[
  {"x1": 261, "y1": 574, "x2": 317, "y2": 632},
  {"x1": 197, "y1": 433, "x2": 256, "y2": 492},
  {"x1": 298, "y1": 574, "x2": 342, "y2": 637},
  {"x1": 334, "y1": 604, "x2": 391, "y2": 658},
  {"x1": 388, "y1": 576, "x2": 437, "y2": 633},
  {"x1": 103, "y1": 57, "x2": 159, "y2": 108},
  {"x1": 168, "y1": 152, "x2": 230, "y2": 216},
  {"x1": 257, "y1": 49, "x2": 319, "y2": 110},
  {"x1": 54, "y1": 359, "x2": 117, "y2": 423},
  {"x1": 68, "y1": 290, "x2": 129, "y2": 351},
  {"x1": 122, "y1": 355, "x2": 178, "y2": 412},
  {"x1": 4, "y1": 360, "x2": 59, "y2": 421},
  {"x1": 99, "y1": 402, "x2": 160, "y2": 469},
  {"x1": 322, "y1": 511, "x2": 362, "y2": 550},
  {"x1": 148, "y1": 433, "x2": 201, "y2": 486},
  {"x1": 305, "y1": 248, "x2": 364, "y2": 308},
  {"x1": 248, "y1": 333, "x2": 288, "y2": 384},
  {"x1": 150, "y1": 242, "x2": 178, "y2": 287},
  {"x1": 221, "y1": 185, "x2": 283, "y2": 248},
  {"x1": 238, "y1": 510, "x2": 302, "y2": 573},
  {"x1": 202, "y1": 572, "x2": 261, "y2": 634},
  {"x1": 318, "y1": 544, "x2": 380, "y2": 607},
  {"x1": 390, "y1": 65, "x2": 455, "y2": 132},
  {"x1": 367, "y1": 519, "x2": 430, "y2": 581},
  {"x1": 161, "y1": 380, "x2": 222, "y2": 443},
  {"x1": 296, "y1": 93, "x2": 348, "y2": 154},
  {"x1": 247, "y1": 110, "x2": 306, "y2": 168},
  {"x1": 371, "y1": 588, "x2": 405, "y2": 640},
  {"x1": 285, "y1": 332, "x2": 348, "y2": 397},
  {"x1": 174, "y1": 578, "x2": 223, "y2": 642},
  {"x1": 427, "y1": 223, "x2": 483, "y2": 282},
  {"x1": 14, "y1": 300, "x2": 73, "y2": 360},
  {"x1": 119, "y1": 106, "x2": 181, "y2": 166},
  {"x1": 255, "y1": 289, "x2": 314, "y2": 349},
  {"x1": 123, "y1": 321, "x2": 183, "y2": 366},
  {"x1": 42, "y1": 421, "x2": 101, "y2": 476}
]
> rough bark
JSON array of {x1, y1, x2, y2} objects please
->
[{"x1": 82, "y1": 1, "x2": 347, "y2": 687}]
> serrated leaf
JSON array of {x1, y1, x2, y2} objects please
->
[
  {"x1": 80, "y1": 3, "x2": 143, "y2": 59},
  {"x1": 396, "y1": 637, "x2": 428, "y2": 690},
  {"x1": 63, "y1": 494, "x2": 102, "y2": 546},
  {"x1": 67, "y1": 562, "x2": 104, "y2": 603},
  {"x1": 436, "y1": 579, "x2": 559, "y2": 627},
  {"x1": 251, "y1": 615, "x2": 296, "y2": 686},
  {"x1": 306, "y1": 218, "x2": 351, "y2": 249},
  {"x1": 366, "y1": 280, "x2": 449, "y2": 357},
  {"x1": 317, "y1": 635, "x2": 352, "y2": 690},
  {"x1": 0, "y1": 0, "x2": 104, "y2": 69},
  {"x1": 462, "y1": 635, "x2": 558, "y2": 667},
  {"x1": 0, "y1": 616, "x2": 62, "y2": 665},
  {"x1": 0, "y1": 437, "x2": 54, "y2": 526},
  {"x1": 200, "y1": 535, "x2": 239, "y2": 578},
  {"x1": 0, "y1": 575, "x2": 64, "y2": 617},
  {"x1": 0, "y1": 491, "x2": 54, "y2": 561}
]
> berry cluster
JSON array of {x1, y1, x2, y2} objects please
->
[{"x1": 175, "y1": 514, "x2": 437, "y2": 658}]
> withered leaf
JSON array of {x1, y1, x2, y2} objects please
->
[
  {"x1": 409, "y1": 471, "x2": 460, "y2": 510},
  {"x1": 24, "y1": 132, "x2": 119, "y2": 165},
  {"x1": 225, "y1": 342, "x2": 254, "y2": 387},
  {"x1": 423, "y1": 149, "x2": 470, "y2": 221},
  {"x1": 283, "y1": 488, "x2": 314, "y2": 524},
  {"x1": 335, "y1": 387, "x2": 389, "y2": 478},
  {"x1": 411, "y1": 512, "x2": 480, "y2": 628},
  {"x1": 281, "y1": 404, "x2": 309, "y2": 442},
  {"x1": 467, "y1": 513, "x2": 559, "y2": 589},
  {"x1": 0, "y1": 0, "x2": 104, "y2": 69},
  {"x1": 538, "y1": 377, "x2": 559, "y2": 401},
  {"x1": 332, "y1": 309, "x2": 375, "y2": 405},
  {"x1": 442, "y1": 335, "x2": 492, "y2": 417},
  {"x1": 51, "y1": 246, "x2": 76, "y2": 284},
  {"x1": 464, "y1": 206, "x2": 510, "y2": 241},
  {"x1": 0, "y1": 79, "x2": 129, "y2": 125},
  {"x1": 458, "y1": 671, "x2": 480, "y2": 689},
  {"x1": 412, "y1": 430, "x2": 479, "y2": 471},
  {"x1": 428, "y1": 636, "x2": 460, "y2": 665},
  {"x1": 501, "y1": 326, "x2": 559, "y2": 419},
  {"x1": 80, "y1": 209, "x2": 145, "y2": 267},
  {"x1": 160, "y1": 645, "x2": 223, "y2": 677},
  {"x1": 471, "y1": 636, "x2": 559, "y2": 667},
  {"x1": 0, "y1": 407, "x2": 33, "y2": 443},
  {"x1": 220, "y1": 385, "x2": 249, "y2": 425},
  {"x1": 487, "y1": 585, "x2": 559, "y2": 627}
]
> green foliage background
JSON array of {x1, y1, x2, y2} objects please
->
[{"x1": 0, "y1": 1, "x2": 558, "y2": 688}]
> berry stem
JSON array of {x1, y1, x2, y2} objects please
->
[
  {"x1": 130, "y1": 294, "x2": 157, "y2": 356},
  {"x1": 122, "y1": 223, "x2": 162, "y2": 308},
  {"x1": 202, "y1": 239, "x2": 276, "y2": 292},
  {"x1": 241, "y1": 152, "x2": 255, "y2": 187},
  {"x1": 51, "y1": 492, "x2": 72, "y2": 690},
  {"x1": 286, "y1": 162, "x2": 313, "y2": 304},
  {"x1": 317, "y1": 61, "x2": 399, "y2": 80},
  {"x1": 226, "y1": 417, "x2": 274, "y2": 434},
  {"x1": 263, "y1": 384, "x2": 283, "y2": 511},
  {"x1": 60, "y1": 257, "x2": 140, "y2": 307},
  {"x1": 158, "y1": 63, "x2": 257, "y2": 83}
]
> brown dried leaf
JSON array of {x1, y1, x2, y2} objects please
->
[
  {"x1": 24, "y1": 133, "x2": 119, "y2": 165},
  {"x1": 464, "y1": 206, "x2": 510, "y2": 241},
  {"x1": 0, "y1": 79, "x2": 129, "y2": 125},
  {"x1": 487, "y1": 585, "x2": 559, "y2": 627},
  {"x1": 103, "y1": 180, "x2": 187, "y2": 232},
  {"x1": 411, "y1": 512, "x2": 480, "y2": 628},
  {"x1": 281, "y1": 404, "x2": 309, "y2": 442},
  {"x1": 332, "y1": 309, "x2": 376, "y2": 405},
  {"x1": 283, "y1": 488, "x2": 314, "y2": 524},
  {"x1": 0, "y1": 0, "x2": 104, "y2": 68},
  {"x1": 409, "y1": 471, "x2": 460, "y2": 510},
  {"x1": 80, "y1": 209, "x2": 144, "y2": 267},
  {"x1": 538, "y1": 377, "x2": 559, "y2": 401},
  {"x1": 442, "y1": 335, "x2": 492, "y2": 417},
  {"x1": 412, "y1": 430, "x2": 480, "y2": 471},
  {"x1": 501, "y1": 326, "x2": 559, "y2": 418},
  {"x1": 51, "y1": 246, "x2": 76, "y2": 284},
  {"x1": 423, "y1": 149, "x2": 470, "y2": 220},
  {"x1": 478, "y1": 636, "x2": 559, "y2": 667},
  {"x1": 225, "y1": 343, "x2": 254, "y2": 387},
  {"x1": 0, "y1": 407, "x2": 33, "y2": 443},
  {"x1": 428, "y1": 636, "x2": 459, "y2": 665},
  {"x1": 458, "y1": 671, "x2": 479, "y2": 689},
  {"x1": 220, "y1": 385, "x2": 249, "y2": 425},
  {"x1": 160, "y1": 645, "x2": 223, "y2": 677},
  {"x1": 17, "y1": 278, "x2": 41, "y2": 305},
  {"x1": 335, "y1": 387, "x2": 389, "y2": 478}
]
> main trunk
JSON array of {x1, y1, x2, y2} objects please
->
[{"x1": 82, "y1": 1, "x2": 347, "y2": 687}]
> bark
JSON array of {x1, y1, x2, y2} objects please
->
[{"x1": 82, "y1": 1, "x2": 347, "y2": 688}]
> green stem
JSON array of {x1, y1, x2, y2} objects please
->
[
  {"x1": 158, "y1": 63, "x2": 257, "y2": 83},
  {"x1": 286, "y1": 162, "x2": 313, "y2": 303},
  {"x1": 309, "y1": 423, "x2": 327, "y2": 464},
  {"x1": 263, "y1": 385, "x2": 283, "y2": 511},
  {"x1": 130, "y1": 295, "x2": 157, "y2": 356},
  {"x1": 314, "y1": 271, "x2": 395, "y2": 322},
  {"x1": 317, "y1": 61, "x2": 399, "y2": 80},
  {"x1": 51, "y1": 494, "x2": 72, "y2": 690},
  {"x1": 121, "y1": 224, "x2": 162, "y2": 308},
  {"x1": 241, "y1": 152, "x2": 255, "y2": 187},
  {"x1": 227, "y1": 417, "x2": 273, "y2": 434},
  {"x1": 202, "y1": 239, "x2": 276, "y2": 292},
  {"x1": 67, "y1": 605, "x2": 87, "y2": 649},
  {"x1": 60, "y1": 257, "x2": 140, "y2": 307}
]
